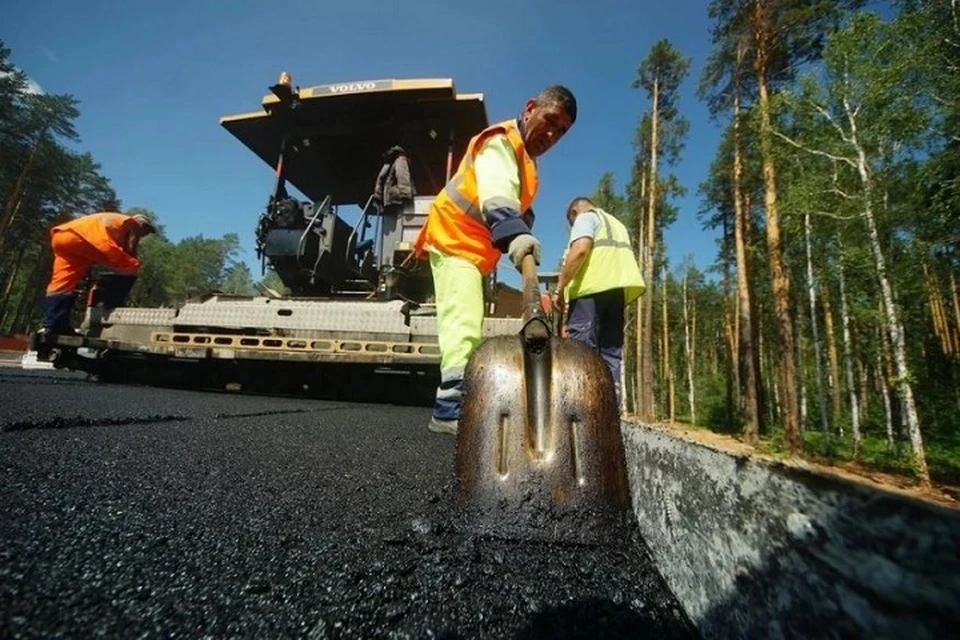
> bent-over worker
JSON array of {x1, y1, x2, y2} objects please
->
[
  {"x1": 555, "y1": 197, "x2": 645, "y2": 408},
  {"x1": 413, "y1": 85, "x2": 578, "y2": 435},
  {"x1": 42, "y1": 211, "x2": 156, "y2": 335}
]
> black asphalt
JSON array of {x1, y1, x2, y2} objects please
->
[{"x1": 0, "y1": 368, "x2": 698, "y2": 639}]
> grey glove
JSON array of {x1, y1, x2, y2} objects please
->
[{"x1": 507, "y1": 233, "x2": 541, "y2": 270}]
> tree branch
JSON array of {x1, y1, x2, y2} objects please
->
[
  {"x1": 771, "y1": 129, "x2": 857, "y2": 167},
  {"x1": 827, "y1": 187, "x2": 857, "y2": 200},
  {"x1": 809, "y1": 100, "x2": 853, "y2": 144},
  {"x1": 812, "y1": 210, "x2": 862, "y2": 221}
]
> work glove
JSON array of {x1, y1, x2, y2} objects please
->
[{"x1": 507, "y1": 233, "x2": 541, "y2": 270}]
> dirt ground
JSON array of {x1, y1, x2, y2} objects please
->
[{"x1": 625, "y1": 417, "x2": 960, "y2": 509}]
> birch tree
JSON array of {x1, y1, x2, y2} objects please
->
[
  {"x1": 775, "y1": 12, "x2": 932, "y2": 484},
  {"x1": 837, "y1": 256, "x2": 862, "y2": 456},
  {"x1": 804, "y1": 211, "x2": 831, "y2": 450}
]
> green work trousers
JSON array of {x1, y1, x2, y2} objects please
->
[{"x1": 429, "y1": 248, "x2": 484, "y2": 420}]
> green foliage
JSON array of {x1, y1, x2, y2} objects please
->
[
  {"x1": 127, "y1": 229, "x2": 248, "y2": 306},
  {"x1": 693, "y1": 2, "x2": 959, "y2": 486},
  {"x1": 0, "y1": 39, "x2": 262, "y2": 327},
  {"x1": 591, "y1": 172, "x2": 626, "y2": 218},
  {"x1": 752, "y1": 423, "x2": 960, "y2": 486},
  {"x1": 222, "y1": 262, "x2": 256, "y2": 296},
  {"x1": 257, "y1": 269, "x2": 291, "y2": 297},
  {"x1": 0, "y1": 38, "x2": 120, "y2": 332}
]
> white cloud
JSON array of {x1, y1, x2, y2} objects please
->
[{"x1": 39, "y1": 47, "x2": 60, "y2": 64}]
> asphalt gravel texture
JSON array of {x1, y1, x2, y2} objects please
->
[{"x1": 0, "y1": 367, "x2": 699, "y2": 639}]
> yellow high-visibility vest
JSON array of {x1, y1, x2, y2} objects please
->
[{"x1": 564, "y1": 207, "x2": 645, "y2": 304}]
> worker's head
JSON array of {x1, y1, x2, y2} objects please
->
[
  {"x1": 521, "y1": 85, "x2": 577, "y2": 158},
  {"x1": 565, "y1": 196, "x2": 594, "y2": 226},
  {"x1": 131, "y1": 214, "x2": 157, "y2": 236}
]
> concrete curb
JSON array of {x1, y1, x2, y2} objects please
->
[{"x1": 621, "y1": 420, "x2": 960, "y2": 640}]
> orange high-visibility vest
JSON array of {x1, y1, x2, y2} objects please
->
[
  {"x1": 413, "y1": 119, "x2": 538, "y2": 276},
  {"x1": 51, "y1": 212, "x2": 141, "y2": 271}
]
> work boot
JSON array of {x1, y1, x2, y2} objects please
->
[
  {"x1": 428, "y1": 416, "x2": 458, "y2": 435},
  {"x1": 42, "y1": 293, "x2": 77, "y2": 334}
]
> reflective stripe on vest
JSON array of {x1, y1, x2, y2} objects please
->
[
  {"x1": 413, "y1": 119, "x2": 538, "y2": 276},
  {"x1": 564, "y1": 208, "x2": 646, "y2": 305}
]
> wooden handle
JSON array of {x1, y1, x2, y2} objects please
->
[
  {"x1": 520, "y1": 253, "x2": 550, "y2": 341},
  {"x1": 521, "y1": 254, "x2": 541, "y2": 321}
]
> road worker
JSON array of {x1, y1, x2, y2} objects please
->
[
  {"x1": 41, "y1": 211, "x2": 156, "y2": 335},
  {"x1": 414, "y1": 85, "x2": 577, "y2": 435},
  {"x1": 554, "y1": 197, "x2": 645, "y2": 408}
]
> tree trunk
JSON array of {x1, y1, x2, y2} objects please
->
[
  {"x1": 805, "y1": 213, "x2": 831, "y2": 452},
  {"x1": 857, "y1": 353, "x2": 869, "y2": 417},
  {"x1": 821, "y1": 282, "x2": 843, "y2": 432},
  {"x1": 877, "y1": 315, "x2": 896, "y2": 448},
  {"x1": 723, "y1": 290, "x2": 737, "y2": 430},
  {"x1": 662, "y1": 264, "x2": 674, "y2": 424},
  {"x1": 724, "y1": 309, "x2": 737, "y2": 421},
  {"x1": 641, "y1": 75, "x2": 660, "y2": 422},
  {"x1": 0, "y1": 135, "x2": 44, "y2": 251},
  {"x1": 847, "y1": 111, "x2": 929, "y2": 485},
  {"x1": 627, "y1": 308, "x2": 638, "y2": 414},
  {"x1": 635, "y1": 171, "x2": 647, "y2": 419},
  {"x1": 796, "y1": 305, "x2": 807, "y2": 435},
  {"x1": 618, "y1": 350, "x2": 627, "y2": 415},
  {"x1": 758, "y1": 300, "x2": 778, "y2": 426},
  {"x1": 924, "y1": 262, "x2": 953, "y2": 357},
  {"x1": 837, "y1": 261, "x2": 861, "y2": 457},
  {"x1": 951, "y1": 270, "x2": 960, "y2": 357},
  {"x1": 754, "y1": 0, "x2": 800, "y2": 452},
  {"x1": 683, "y1": 274, "x2": 696, "y2": 425},
  {"x1": 10, "y1": 257, "x2": 47, "y2": 334},
  {"x1": 720, "y1": 207, "x2": 735, "y2": 428},
  {"x1": 733, "y1": 82, "x2": 762, "y2": 443},
  {"x1": 0, "y1": 245, "x2": 28, "y2": 327},
  {"x1": 877, "y1": 351, "x2": 894, "y2": 449}
]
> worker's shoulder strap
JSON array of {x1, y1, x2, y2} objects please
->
[
  {"x1": 587, "y1": 208, "x2": 614, "y2": 237},
  {"x1": 468, "y1": 119, "x2": 522, "y2": 159}
]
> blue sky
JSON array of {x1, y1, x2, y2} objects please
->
[{"x1": 6, "y1": 0, "x2": 724, "y2": 288}]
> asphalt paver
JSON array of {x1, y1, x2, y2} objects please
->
[{"x1": 0, "y1": 369, "x2": 699, "y2": 639}]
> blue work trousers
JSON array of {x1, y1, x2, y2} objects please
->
[{"x1": 566, "y1": 289, "x2": 625, "y2": 406}]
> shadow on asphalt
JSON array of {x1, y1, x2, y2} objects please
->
[{"x1": 514, "y1": 597, "x2": 676, "y2": 639}]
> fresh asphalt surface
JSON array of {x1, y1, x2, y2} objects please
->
[{"x1": 0, "y1": 367, "x2": 698, "y2": 639}]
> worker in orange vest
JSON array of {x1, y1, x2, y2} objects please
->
[
  {"x1": 41, "y1": 211, "x2": 156, "y2": 335},
  {"x1": 413, "y1": 85, "x2": 577, "y2": 435}
]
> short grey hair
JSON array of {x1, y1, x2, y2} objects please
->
[{"x1": 535, "y1": 85, "x2": 577, "y2": 123}]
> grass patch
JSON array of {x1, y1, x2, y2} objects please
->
[
  {"x1": 644, "y1": 401, "x2": 960, "y2": 493},
  {"x1": 732, "y1": 426, "x2": 960, "y2": 489}
]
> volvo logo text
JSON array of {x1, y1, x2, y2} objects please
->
[{"x1": 329, "y1": 82, "x2": 377, "y2": 94}]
